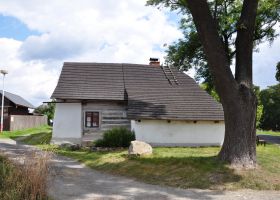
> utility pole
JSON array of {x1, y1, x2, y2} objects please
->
[{"x1": 0, "y1": 70, "x2": 8, "y2": 132}]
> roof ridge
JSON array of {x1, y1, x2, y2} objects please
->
[{"x1": 64, "y1": 62, "x2": 152, "y2": 66}]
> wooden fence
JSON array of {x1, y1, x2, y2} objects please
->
[{"x1": 8, "y1": 115, "x2": 48, "y2": 131}]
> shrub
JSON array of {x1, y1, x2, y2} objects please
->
[
  {"x1": 0, "y1": 152, "x2": 51, "y2": 200},
  {"x1": 94, "y1": 127, "x2": 135, "y2": 147}
]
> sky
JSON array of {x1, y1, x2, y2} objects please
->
[{"x1": 0, "y1": 0, "x2": 279, "y2": 107}]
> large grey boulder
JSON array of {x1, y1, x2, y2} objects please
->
[{"x1": 128, "y1": 140, "x2": 153, "y2": 156}]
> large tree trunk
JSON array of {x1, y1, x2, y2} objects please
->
[
  {"x1": 219, "y1": 86, "x2": 257, "y2": 167},
  {"x1": 219, "y1": 0, "x2": 259, "y2": 167},
  {"x1": 185, "y1": 0, "x2": 259, "y2": 168}
]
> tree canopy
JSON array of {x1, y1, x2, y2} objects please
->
[
  {"x1": 276, "y1": 62, "x2": 280, "y2": 82},
  {"x1": 147, "y1": 0, "x2": 280, "y2": 91},
  {"x1": 34, "y1": 102, "x2": 55, "y2": 123},
  {"x1": 260, "y1": 84, "x2": 280, "y2": 130}
]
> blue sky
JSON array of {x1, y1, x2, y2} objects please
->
[
  {"x1": 0, "y1": 15, "x2": 40, "y2": 40},
  {"x1": 0, "y1": 0, "x2": 279, "y2": 106}
]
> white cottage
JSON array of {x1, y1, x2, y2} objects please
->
[{"x1": 51, "y1": 60, "x2": 225, "y2": 146}]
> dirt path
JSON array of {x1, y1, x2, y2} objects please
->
[{"x1": 0, "y1": 138, "x2": 279, "y2": 200}]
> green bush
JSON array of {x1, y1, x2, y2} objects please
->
[{"x1": 94, "y1": 127, "x2": 135, "y2": 147}]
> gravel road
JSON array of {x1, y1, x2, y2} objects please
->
[{"x1": 1, "y1": 138, "x2": 279, "y2": 200}]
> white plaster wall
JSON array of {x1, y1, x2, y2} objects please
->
[
  {"x1": 131, "y1": 120, "x2": 225, "y2": 146},
  {"x1": 52, "y1": 103, "x2": 82, "y2": 144}
]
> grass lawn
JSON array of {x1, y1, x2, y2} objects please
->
[
  {"x1": 11, "y1": 128, "x2": 280, "y2": 190},
  {"x1": 18, "y1": 131, "x2": 52, "y2": 145},
  {"x1": 0, "y1": 125, "x2": 51, "y2": 140},
  {"x1": 37, "y1": 144, "x2": 280, "y2": 190},
  {"x1": 257, "y1": 130, "x2": 280, "y2": 136}
]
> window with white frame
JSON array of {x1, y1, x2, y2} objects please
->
[{"x1": 85, "y1": 112, "x2": 99, "y2": 128}]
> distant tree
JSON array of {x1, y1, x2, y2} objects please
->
[
  {"x1": 260, "y1": 84, "x2": 280, "y2": 130},
  {"x1": 253, "y1": 86, "x2": 263, "y2": 128},
  {"x1": 34, "y1": 101, "x2": 55, "y2": 124},
  {"x1": 200, "y1": 83, "x2": 220, "y2": 102},
  {"x1": 276, "y1": 62, "x2": 280, "y2": 82},
  {"x1": 256, "y1": 104, "x2": 263, "y2": 129}
]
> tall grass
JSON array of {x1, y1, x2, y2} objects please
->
[{"x1": 0, "y1": 152, "x2": 51, "y2": 200}]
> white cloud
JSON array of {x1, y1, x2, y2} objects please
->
[
  {"x1": 1, "y1": 0, "x2": 181, "y2": 63},
  {"x1": 19, "y1": 33, "x2": 89, "y2": 61},
  {"x1": 0, "y1": 0, "x2": 182, "y2": 106},
  {"x1": 0, "y1": 38, "x2": 59, "y2": 106},
  {"x1": 253, "y1": 36, "x2": 280, "y2": 89},
  {"x1": 0, "y1": 0, "x2": 278, "y2": 108}
]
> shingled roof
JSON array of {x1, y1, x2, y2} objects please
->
[
  {"x1": 52, "y1": 62, "x2": 224, "y2": 121},
  {"x1": 0, "y1": 91, "x2": 35, "y2": 109}
]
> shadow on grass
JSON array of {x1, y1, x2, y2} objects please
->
[
  {"x1": 45, "y1": 149, "x2": 230, "y2": 199},
  {"x1": 11, "y1": 132, "x2": 52, "y2": 145},
  {"x1": 60, "y1": 149, "x2": 242, "y2": 190}
]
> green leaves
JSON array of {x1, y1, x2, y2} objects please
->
[
  {"x1": 146, "y1": 0, "x2": 187, "y2": 11},
  {"x1": 260, "y1": 84, "x2": 280, "y2": 131},
  {"x1": 147, "y1": 0, "x2": 280, "y2": 88},
  {"x1": 276, "y1": 62, "x2": 280, "y2": 82},
  {"x1": 34, "y1": 101, "x2": 55, "y2": 122},
  {"x1": 93, "y1": 127, "x2": 135, "y2": 148}
]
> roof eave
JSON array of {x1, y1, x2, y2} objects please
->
[{"x1": 127, "y1": 116, "x2": 224, "y2": 121}]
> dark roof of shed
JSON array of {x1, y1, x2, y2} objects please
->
[
  {"x1": 0, "y1": 91, "x2": 35, "y2": 109},
  {"x1": 52, "y1": 62, "x2": 224, "y2": 121}
]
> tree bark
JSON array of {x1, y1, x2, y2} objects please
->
[
  {"x1": 219, "y1": 86, "x2": 257, "y2": 167},
  {"x1": 185, "y1": 0, "x2": 258, "y2": 167},
  {"x1": 235, "y1": 0, "x2": 258, "y2": 86},
  {"x1": 220, "y1": 0, "x2": 258, "y2": 167}
]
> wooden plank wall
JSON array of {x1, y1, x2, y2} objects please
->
[
  {"x1": 82, "y1": 101, "x2": 130, "y2": 139},
  {"x1": 9, "y1": 115, "x2": 48, "y2": 131}
]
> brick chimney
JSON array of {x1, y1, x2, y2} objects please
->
[{"x1": 149, "y1": 58, "x2": 160, "y2": 66}]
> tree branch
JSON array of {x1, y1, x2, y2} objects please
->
[
  {"x1": 235, "y1": 0, "x2": 259, "y2": 87},
  {"x1": 185, "y1": 0, "x2": 237, "y2": 101},
  {"x1": 229, "y1": 50, "x2": 236, "y2": 60},
  {"x1": 214, "y1": 0, "x2": 218, "y2": 21}
]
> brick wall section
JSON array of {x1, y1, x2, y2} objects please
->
[{"x1": 9, "y1": 115, "x2": 48, "y2": 131}]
